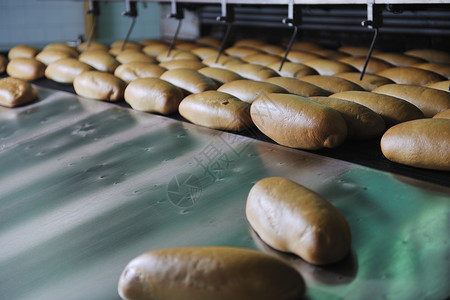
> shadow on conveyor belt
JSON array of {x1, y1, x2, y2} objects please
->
[{"x1": 1, "y1": 75, "x2": 448, "y2": 187}]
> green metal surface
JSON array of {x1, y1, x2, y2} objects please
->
[{"x1": 0, "y1": 88, "x2": 449, "y2": 300}]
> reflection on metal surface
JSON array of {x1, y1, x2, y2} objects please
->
[{"x1": 0, "y1": 88, "x2": 449, "y2": 300}]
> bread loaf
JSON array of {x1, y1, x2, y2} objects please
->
[
  {"x1": 332, "y1": 72, "x2": 394, "y2": 91},
  {"x1": 246, "y1": 177, "x2": 352, "y2": 265},
  {"x1": 380, "y1": 118, "x2": 450, "y2": 170},
  {"x1": 338, "y1": 56, "x2": 393, "y2": 74},
  {"x1": 78, "y1": 51, "x2": 120, "y2": 73},
  {"x1": 110, "y1": 40, "x2": 142, "y2": 50},
  {"x1": 160, "y1": 68, "x2": 218, "y2": 95},
  {"x1": 115, "y1": 52, "x2": 156, "y2": 64},
  {"x1": 234, "y1": 39, "x2": 266, "y2": 49},
  {"x1": 306, "y1": 49, "x2": 349, "y2": 60},
  {"x1": 77, "y1": 41, "x2": 109, "y2": 52},
  {"x1": 241, "y1": 53, "x2": 282, "y2": 67},
  {"x1": 0, "y1": 77, "x2": 37, "y2": 107},
  {"x1": 42, "y1": 43, "x2": 79, "y2": 57},
  {"x1": 179, "y1": 91, "x2": 252, "y2": 131},
  {"x1": 0, "y1": 55, "x2": 7, "y2": 73},
  {"x1": 250, "y1": 93, "x2": 347, "y2": 149},
  {"x1": 197, "y1": 67, "x2": 243, "y2": 85},
  {"x1": 283, "y1": 50, "x2": 321, "y2": 63},
  {"x1": 218, "y1": 80, "x2": 287, "y2": 103},
  {"x1": 196, "y1": 36, "x2": 221, "y2": 48},
  {"x1": 291, "y1": 41, "x2": 322, "y2": 51},
  {"x1": 372, "y1": 52, "x2": 425, "y2": 67},
  {"x1": 404, "y1": 49, "x2": 450, "y2": 64},
  {"x1": 225, "y1": 46, "x2": 261, "y2": 58},
  {"x1": 260, "y1": 44, "x2": 285, "y2": 55},
  {"x1": 190, "y1": 47, "x2": 219, "y2": 60},
  {"x1": 309, "y1": 96, "x2": 386, "y2": 140},
  {"x1": 159, "y1": 59, "x2": 207, "y2": 70},
  {"x1": 202, "y1": 55, "x2": 244, "y2": 69},
  {"x1": 433, "y1": 109, "x2": 450, "y2": 119},
  {"x1": 35, "y1": 49, "x2": 74, "y2": 66},
  {"x1": 118, "y1": 246, "x2": 305, "y2": 300},
  {"x1": 226, "y1": 63, "x2": 279, "y2": 81},
  {"x1": 114, "y1": 62, "x2": 166, "y2": 83},
  {"x1": 8, "y1": 45, "x2": 40, "y2": 59},
  {"x1": 267, "y1": 62, "x2": 318, "y2": 78},
  {"x1": 109, "y1": 48, "x2": 142, "y2": 57},
  {"x1": 264, "y1": 77, "x2": 331, "y2": 97},
  {"x1": 338, "y1": 46, "x2": 382, "y2": 57},
  {"x1": 331, "y1": 90, "x2": 424, "y2": 126},
  {"x1": 427, "y1": 80, "x2": 450, "y2": 93},
  {"x1": 372, "y1": 84, "x2": 450, "y2": 117},
  {"x1": 45, "y1": 58, "x2": 93, "y2": 84},
  {"x1": 411, "y1": 62, "x2": 450, "y2": 79},
  {"x1": 156, "y1": 49, "x2": 200, "y2": 62},
  {"x1": 376, "y1": 66, "x2": 446, "y2": 86},
  {"x1": 124, "y1": 78, "x2": 183, "y2": 114},
  {"x1": 73, "y1": 71, "x2": 126, "y2": 101},
  {"x1": 301, "y1": 59, "x2": 357, "y2": 76},
  {"x1": 142, "y1": 44, "x2": 170, "y2": 57},
  {"x1": 6, "y1": 57, "x2": 46, "y2": 81},
  {"x1": 298, "y1": 75, "x2": 364, "y2": 93}
]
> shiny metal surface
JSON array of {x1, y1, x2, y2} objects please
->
[{"x1": 0, "y1": 88, "x2": 449, "y2": 300}]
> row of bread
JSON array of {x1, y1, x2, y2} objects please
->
[{"x1": 0, "y1": 37, "x2": 449, "y2": 172}]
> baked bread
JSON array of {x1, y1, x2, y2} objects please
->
[
  {"x1": 118, "y1": 246, "x2": 305, "y2": 300},
  {"x1": 338, "y1": 46, "x2": 382, "y2": 57},
  {"x1": 298, "y1": 75, "x2": 364, "y2": 93},
  {"x1": 260, "y1": 44, "x2": 285, "y2": 55},
  {"x1": 156, "y1": 49, "x2": 200, "y2": 63},
  {"x1": 0, "y1": 77, "x2": 38, "y2": 107},
  {"x1": 372, "y1": 84, "x2": 450, "y2": 117},
  {"x1": 218, "y1": 79, "x2": 288, "y2": 103},
  {"x1": 404, "y1": 49, "x2": 450, "y2": 64},
  {"x1": 42, "y1": 43, "x2": 79, "y2": 57},
  {"x1": 427, "y1": 80, "x2": 450, "y2": 92},
  {"x1": 202, "y1": 55, "x2": 244, "y2": 69},
  {"x1": 124, "y1": 78, "x2": 183, "y2": 114},
  {"x1": 380, "y1": 118, "x2": 450, "y2": 170},
  {"x1": 376, "y1": 66, "x2": 446, "y2": 86},
  {"x1": 338, "y1": 56, "x2": 393, "y2": 74},
  {"x1": 372, "y1": 52, "x2": 425, "y2": 67},
  {"x1": 411, "y1": 62, "x2": 450, "y2": 79},
  {"x1": 246, "y1": 177, "x2": 352, "y2": 265},
  {"x1": 433, "y1": 109, "x2": 450, "y2": 119},
  {"x1": 35, "y1": 49, "x2": 74, "y2": 66},
  {"x1": 109, "y1": 47, "x2": 142, "y2": 57},
  {"x1": 225, "y1": 46, "x2": 261, "y2": 58},
  {"x1": 195, "y1": 36, "x2": 221, "y2": 48},
  {"x1": 301, "y1": 59, "x2": 357, "y2": 76},
  {"x1": 8, "y1": 45, "x2": 40, "y2": 59},
  {"x1": 115, "y1": 52, "x2": 156, "y2": 64},
  {"x1": 160, "y1": 68, "x2": 218, "y2": 95},
  {"x1": 139, "y1": 39, "x2": 168, "y2": 47},
  {"x1": 0, "y1": 55, "x2": 7, "y2": 73},
  {"x1": 331, "y1": 90, "x2": 424, "y2": 126},
  {"x1": 233, "y1": 39, "x2": 266, "y2": 49},
  {"x1": 114, "y1": 62, "x2": 166, "y2": 83},
  {"x1": 77, "y1": 41, "x2": 109, "y2": 52},
  {"x1": 159, "y1": 59, "x2": 207, "y2": 70},
  {"x1": 305, "y1": 49, "x2": 349, "y2": 60},
  {"x1": 110, "y1": 40, "x2": 142, "y2": 50},
  {"x1": 309, "y1": 96, "x2": 386, "y2": 140},
  {"x1": 6, "y1": 57, "x2": 46, "y2": 81},
  {"x1": 73, "y1": 71, "x2": 126, "y2": 101},
  {"x1": 250, "y1": 93, "x2": 347, "y2": 149},
  {"x1": 291, "y1": 41, "x2": 322, "y2": 51},
  {"x1": 264, "y1": 77, "x2": 331, "y2": 97},
  {"x1": 78, "y1": 50, "x2": 120, "y2": 73},
  {"x1": 332, "y1": 72, "x2": 394, "y2": 91},
  {"x1": 197, "y1": 67, "x2": 243, "y2": 85},
  {"x1": 241, "y1": 53, "x2": 282, "y2": 67},
  {"x1": 142, "y1": 43, "x2": 170, "y2": 57},
  {"x1": 226, "y1": 63, "x2": 279, "y2": 81},
  {"x1": 190, "y1": 47, "x2": 219, "y2": 60},
  {"x1": 179, "y1": 91, "x2": 252, "y2": 131},
  {"x1": 267, "y1": 62, "x2": 318, "y2": 78},
  {"x1": 45, "y1": 58, "x2": 93, "y2": 83},
  {"x1": 283, "y1": 50, "x2": 321, "y2": 63}
]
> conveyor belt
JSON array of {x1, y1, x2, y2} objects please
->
[{"x1": 0, "y1": 87, "x2": 449, "y2": 300}]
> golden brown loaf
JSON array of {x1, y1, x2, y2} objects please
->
[
  {"x1": 291, "y1": 41, "x2": 322, "y2": 51},
  {"x1": 42, "y1": 43, "x2": 79, "y2": 57},
  {"x1": 124, "y1": 78, "x2": 184, "y2": 114},
  {"x1": 376, "y1": 66, "x2": 446, "y2": 86},
  {"x1": 380, "y1": 118, "x2": 450, "y2": 171},
  {"x1": 338, "y1": 56, "x2": 393, "y2": 74},
  {"x1": 8, "y1": 45, "x2": 40, "y2": 59},
  {"x1": 159, "y1": 59, "x2": 207, "y2": 70},
  {"x1": 433, "y1": 109, "x2": 450, "y2": 119},
  {"x1": 202, "y1": 55, "x2": 243, "y2": 69},
  {"x1": 115, "y1": 52, "x2": 156, "y2": 64},
  {"x1": 337, "y1": 46, "x2": 382, "y2": 57},
  {"x1": 309, "y1": 96, "x2": 386, "y2": 140},
  {"x1": 246, "y1": 177, "x2": 352, "y2": 265},
  {"x1": 260, "y1": 44, "x2": 285, "y2": 55},
  {"x1": 250, "y1": 93, "x2": 347, "y2": 149},
  {"x1": 234, "y1": 39, "x2": 266, "y2": 49},
  {"x1": 427, "y1": 80, "x2": 450, "y2": 93},
  {"x1": 160, "y1": 68, "x2": 218, "y2": 95},
  {"x1": 372, "y1": 52, "x2": 425, "y2": 67},
  {"x1": 225, "y1": 46, "x2": 261, "y2": 58},
  {"x1": 372, "y1": 84, "x2": 450, "y2": 117},
  {"x1": 142, "y1": 43, "x2": 170, "y2": 57},
  {"x1": 73, "y1": 71, "x2": 126, "y2": 101},
  {"x1": 0, "y1": 55, "x2": 7, "y2": 73},
  {"x1": 217, "y1": 79, "x2": 288, "y2": 103},
  {"x1": 35, "y1": 49, "x2": 74, "y2": 66},
  {"x1": 301, "y1": 58, "x2": 357, "y2": 76},
  {"x1": 267, "y1": 62, "x2": 318, "y2": 78},
  {"x1": 226, "y1": 63, "x2": 279, "y2": 81},
  {"x1": 0, "y1": 77, "x2": 38, "y2": 107},
  {"x1": 156, "y1": 49, "x2": 200, "y2": 62},
  {"x1": 404, "y1": 49, "x2": 450, "y2": 64},
  {"x1": 264, "y1": 77, "x2": 331, "y2": 97},
  {"x1": 78, "y1": 51, "x2": 120, "y2": 73},
  {"x1": 241, "y1": 53, "x2": 282, "y2": 67},
  {"x1": 195, "y1": 36, "x2": 221, "y2": 48},
  {"x1": 284, "y1": 50, "x2": 321, "y2": 63},
  {"x1": 197, "y1": 67, "x2": 243, "y2": 85},
  {"x1": 44, "y1": 58, "x2": 93, "y2": 84},
  {"x1": 332, "y1": 72, "x2": 394, "y2": 91},
  {"x1": 6, "y1": 57, "x2": 46, "y2": 81},
  {"x1": 109, "y1": 48, "x2": 142, "y2": 57},
  {"x1": 331, "y1": 90, "x2": 424, "y2": 126},
  {"x1": 77, "y1": 41, "x2": 109, "y2": 52},
  {"x1": 118, "y1": 246, "x2": 305, "y2": 300},
  {"x1": 113, "y1": 62, "x2": 167, "y2": 83},
  {"x1": 179, "y1": 91, "x2": 252, "y2": 131},
  {"x1": 176, "y1": 42, "x2": 201, "y2": 52},
  {"x1": 110, "y1": 40, "x2": 142, "y2": 50},
  {"x1": 190, "y1": 47, "x2": 219, "y2": 60},
  {"x1": 307, "y1": 48, "x2": 349, "y2": 60},
  {"x1": 298, "y1": 75, "x2": 364, "y2": 93},
  {"x1": 411, "y1": 62, "x2": 450, "y2": 79}
]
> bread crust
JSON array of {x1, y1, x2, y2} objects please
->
[
  {"x1": 376, "y1": 66, "x2": 446, "y2": 86},
  {"x1": 264, "y1": 77, "x2": 331, "y2": 97},
  {"x1": 6, "y1": 57, "x2": 45, "y2": 81},
  {"x1": 298, "y1": 75, "x2": 364, "y2": 93},
  {"x1": 78, "y1": 51, "x2": 120, "y2": 73},
  {"x1": 197, "y1": 67, "x2": 243, "y2": 85},
  {"x1": 73, "y1": 71, "x2": 126, "y2": 101},
  {"x1": 160, "y1": 68, "x2": 218, "y2": 95},
  {"x1": 226, "y1": 63, "x2": 279, "y2": 81},
  {"x1": 8, "y1": 45, "x2": 40, "y2": 60},
  {"x1": 218, "y1": 79, "x2": 288, "y2": 103},
  {"x1": 0, "y1": 77, "x2": 37, "y2": 107},
  {"x1": 332, "y1": 72, "x2": 394, "y2": 91},
  {"x1": 45, "y1": 58, "x2": 92, "y2": 83},
  {"x1": 114, "y1": 62, "x2": 166, "y2": 83},
  {"x1": 302, "y1": 59, "x2": 357, "y2": 76}
]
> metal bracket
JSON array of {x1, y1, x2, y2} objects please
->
[
  {"x1": 215, "y1": 0, "x2": 235, "y2": 63},
  {"x1": 167, "y1": 0, "x2": 184, "y2": 57},
  {"x1": 279, "y1": 0, "x2": 301, "y2": 71},
  {"x1": 360, "y1": 0, "x2": 383, "y2": 80},
  {"x1": 121, "y1": 0, "x2": 138, "y2": 51},
  {"x1": 86, "y1": 0, "x2": 100, "y2": 47}
]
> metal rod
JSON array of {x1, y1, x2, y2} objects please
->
[
  {"x1": 215, "y1": 22, "x2": 232, "y2": 63},
  {"x1": 167, "y1": 18, "x2": 183, "y2": 57},
  {"x1": 360, "y1": 27, "x2": 378, "y2": 81},
  {"x1": 121, "y1": 17, "x2": 137, "y2": 52},
  {"x1": 279, "y1": 25, "x2": 298, "y2": 72},
  {"x1": 86, "y1": 17, "x2": 98, "y2": 48}
]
